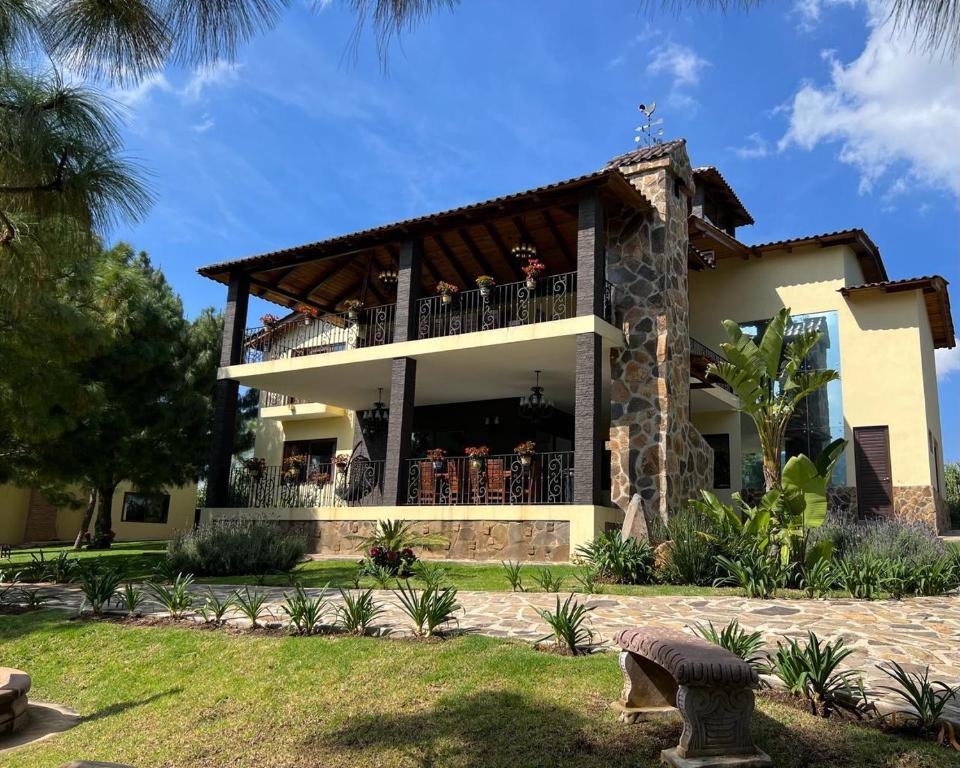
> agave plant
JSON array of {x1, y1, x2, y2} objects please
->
[
  {"x1": 394, "y1": 582, "x2": 461, "y2": 637},
  {"x1": 337, "y1": 588, "x2": 383, "y2": 635},
  {"x1": 532, "y1": 567, "x2": 565, "y2": 593},
  {"x1": 876, "y1": 661, "x2": 960, "y2": 748},
  {"x1": 411, "y1": 560, "x2": 447, "y2": 590},
  {"x1": 116, "y1": 583, "x2": 146, "y2": 617},
  {"x1": 79, "y1": 566, "x2": 122, "y2": 616},
  {"x1": 536, "y1": 594, "x2": 597, "y2": 655},
  {"x1": 501, "y1": 560, "x2": 525, "y2": 592},
  {"x1": 197, "y1": 590, "x2": 236, "y2": 625},
  {"x1": 690, "y1": 619, "x2": 767, "y2": 673},
  {"x1": 771, "y1": 632, "x2": 863, "y2": 718},
  {"x1": 281, "y1": 585, "x2": 328, "y2": 635},
  {"x1": 233, "y1": 586, "x2": 271, "y2": 628},
  {"x1": 148, "y1": 573, "x2": 195, "y2": 619}
]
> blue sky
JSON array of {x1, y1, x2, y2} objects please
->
[{"x1": 108, "y1": 0, "x2": 959, "y2": 458}]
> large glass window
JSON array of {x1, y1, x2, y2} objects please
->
[
  {"x1": 738, "y1": 311, "x2": 845, "y2": 485},
  {"x1": 121, "y1": 492, "x2": 170, "y2": 524},
  {"x1": 703, "y1": 434, "x2": 731, "y2": 489}
]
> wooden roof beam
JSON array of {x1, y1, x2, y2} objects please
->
[
  {"x1": 539, "y1": 209, "x2": 575, "y2": 272},
  {"x1": 457, "y1": 227, "x2": 498, "y2": 279},
  {"x1": 431, "y1": 233, "x2": 474, "y2": 288},
  {"x1": 482, "y1": 221, "x2": 524, "y2": 281}
]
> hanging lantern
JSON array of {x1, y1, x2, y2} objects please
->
[
  {"x1": 379, "y1": 265, "x2": 399, "y2": 287},
  {"x1": 519, "y1": 370, "x2": 553, "y2": 424},
  {"x1": 360, "y1": 387, "x2": 389, "y2": 436},
  {"x1": 510, "y1": 242, "x2": 537, "y2": 262}
]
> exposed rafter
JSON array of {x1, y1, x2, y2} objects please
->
[
  {"x1": 482, "y1": 221, "x2": 524, "y2": 281},
  {"x1": 431, "y1": 233, "x2": 474, "y2": 288},
  {"x1": 457, "y1": 228, "x2": 498, "y2": 280},
  {"x1": 539, "y1": 209, "x2": 575, "y2": 271}
]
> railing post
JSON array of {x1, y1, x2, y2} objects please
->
[
  {"x1": 577, "y1": 189, "x2": 605, "y2": 319},
  {"x1": 383, "y1": 357, "x2": 416, "y2": 504},
  {"x1": 206, "y1": 271, "x2": 249, "y2": 508},
  {"x1": 574, "y1": 332, "x2": 603, "y2": 505},
  {"x1": 394, "y1": 238, "x2": 423, "y2": 343}
]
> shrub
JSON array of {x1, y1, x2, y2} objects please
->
[
  {"x1": 197, "y1": 590, "x2": 235, "y2": 625},
  {"x1": 364, "y1": 545, "x2": 417, "y2": 578},
  {"x1": 813, "y1": 519, "x2": 947, "y2": 566},
  {"x1": 48, "y1": 551, "x2": 79, "y2": 583},
  {"x1": 281, "y1": 585, "x2": 328, "y2": 635},
  {"x1": 876, "y1": 661, "x2": 960, "y2": 731},
  {"x1": 911, "y1": 555, "x2": 957, "y2": 596},
  {"x1": 363, "y1": 562, "x2": 397, "y2": 589},
  {"x1": 573, "y1": 565, "x2": 604, "y2": 595},
  {"x1": 167, "y1": 521, "x2": 307, "y2": 577},
  {"x1": 337, "y1": 588, "x2": 382, "y2": 635},
  {"x1": 575, "y1": 530, "x2": 652, "y2": 584},
  {"x1": 233, "y1": 586, "x2": 270, "y2": 628},
  {"x1": 536, "y1": 594, "x2": 596, "y2": 655},
  {"x1": 770, "y1": 632, "x2": 863, "y2": 718},
  {"x1": 348, "y1": 520, "x2": 447, "y2": 577},
  {"x1": 501, "y1": 560, "x2": 525, "y2": 592},
  {"x1": 79, "y1": 566, "x2": 122, "y2": 616},
  {"x1": 394, "y1": 582, "x2": 460, "y2": 636},
  {"x1": 715, "y1": 547, "x2": 786, "y2": 598},
  {"x1": 835, "y1": 553, "x2": 888, "y2": 600},
  {"x1": 690, "y1": 619, "x2": 767, "y2": 673},
  {"x1": 945, "y1": 461, "x2": 959, "y2": 528},
  {"x1": 661, "y1": 507, "x2": 721, "y2": 585},
  {"x1": 532, "y1": 567, "x2": 565, "y2": 593},
  {"x1": 148, "y1": 573, "x2": 195, "y2": 619}
]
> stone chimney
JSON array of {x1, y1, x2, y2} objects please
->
[{"x1": 605, "y1": 139, "x2": 712, "y2": 523}]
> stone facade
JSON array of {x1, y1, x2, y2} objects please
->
[
  {"x1": 274, "y1": 519, "x2": 570, "y2": 562},
  {"x1": 606, "y1": 141, "x2": 712, "y2": 522},
  {"x1": 893, "y1": 485, "x2": 948, "y2": 531}
]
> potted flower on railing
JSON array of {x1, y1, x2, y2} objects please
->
[
  {"x1": 282, "y1": 453, "x2": 306, "y2": 481},
  {"x1": 475, "y1": 275, "x2": 496, "y2": 300},
  {"x1": 465, "y1": 445, "x2": 489, "y2": 470},
  {"x1": 260, "y1": 313, "x2": 280, "y2": 329},
  {"x1": 436, "y1": 281, "x2": 459, "y2": 305},
  {"x1": 242, "y1": 457, "x2": 266, "y2": 479},
  {"x1": 333, "y1": 454, "x2": 351, "y2": 479},
  {"x1": 343, "y1": 298, "x2": 364, "y2": 321},
  {"x1": 522, "y1": 259, "x2": 545, "y2": 290},
  {"x1": 308, "y1": 470, "x2": 331, "y2": 487},
  {"x1": 514, "y1": 440, "x2": 536, "y2": 468},
  {"x1": 426, "y1": 447, "x2": 447, "y2": 472},
  {"x1": 295, "y1": 303, "x2": 319, "y2": 324}
]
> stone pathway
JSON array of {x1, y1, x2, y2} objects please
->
[{"x1": 17, "y1": 584, "x2": 960, "y2": 718}]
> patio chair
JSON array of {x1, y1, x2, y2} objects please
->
[
  {"x1": 445, "y1": 458, "x2": 464, "y2": 504},
  {"x1": 417, "y1": 461, "x2": 437, "y2": 504},
  {"x1": 484, "y1": 459, "x2": 508, "y2": 504}
]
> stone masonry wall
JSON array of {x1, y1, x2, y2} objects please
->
[
  {"x1": 607, "y1": 143, "x2": 713, "y2": 522},
  {"x1": 274, "y1": 519, "x2": 570, "y2": 562},
  {"x1": 893, "y1": 485, "x2": 949, "y2": 533}
]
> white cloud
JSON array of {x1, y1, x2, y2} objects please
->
[
  {"x1": 181, "y1": 61, "x2": 242, "y2": 102},
  {"x1": 936, "y1": 346, "x2": 960, "y2": 381},
  {"x1": 646, "y1": 42, "x2": 709, "y2": 110},
  {"x1": 110, "y1": 72, "x2": 172, "y2": 107},
  {"x1": 109, "y1": 61, "x2": 242, "y2": 109},
  {"x1": 779, "y1": 4, "x2": 960, "y2": 196},
  {"x1": 792, "y1": 0, "x2": 859, "y2": 30},
  {"x1": 192, "y1": 114, "x2": 215, "y2": 133},
  {"x1": 730, "y1": 132, "x2": 770, "y2": 159}
]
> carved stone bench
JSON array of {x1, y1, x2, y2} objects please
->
[
  {"x1": 613, "y1": 628, "x2": 771, "y2": 768},
  {"x1": 0, "y1": 667, "x2": 31, "y2": 736}
]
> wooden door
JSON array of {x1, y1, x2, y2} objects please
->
[{"x1": 854, "y1": 426, "x2": 893, "y2": 517}]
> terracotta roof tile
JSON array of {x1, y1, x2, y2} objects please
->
[{"x1": 604, "y1": 138, "x2": 687, "y2": 169}]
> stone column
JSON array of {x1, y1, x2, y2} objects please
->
[
  {"x1": 383, "y1": 357, "x2": 417, "y2": 505},
  {"x1": 393, "y1": 238, "x2": 423, "y2": 343},
  {"x1": 574, "y1": 333, "x2": 604, "y2": 505},
  {"x1": 576, "y1": 189, "x2": 605, "y2": 318},
  {"x1": 205, "y1": 272, "x2": 249, "y2": 508}
]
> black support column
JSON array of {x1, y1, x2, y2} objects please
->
[
  {"x1": 393, "y1": 238, "x2": 423, "y2": 343},
  {"x1": 205, "y1": 272, "x2": 249, "y2": 508},
  {"x1": 383, "y1": 357, "x2": 417, "y2": 505},
  {"x1": 576, "y1": 189, "x2": 605, "y2": 319},
  {"x1": 574, "y1": 332, "x2": 603, "y2": 505}
]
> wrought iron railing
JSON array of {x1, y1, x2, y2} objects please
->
[
  {"x1": 404, "y1": 451, "x2": 574, "y2": 505},
  {"x1": 690, "y1": 337, "x2": 732, "y2": 392},
  {"x1": 224, "y1": 460, "x2": 385, "y2": 508},
  {"x1": 416, "y1": 272, "x2": 577, "y2": 339},
  {"x1": 242, "y1": 304, "x2": 395, "y2": 364},
  {"x1": 258, "y1": 391, "x2": 311, "y2": 408}
]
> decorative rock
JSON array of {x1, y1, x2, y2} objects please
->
[
  {"x1": 621, "y1": 494, "x2": 649, "y2": 542},
  {"x1": 613, "y1": 628, "x2": 771, "y2": 768},
  {"x1": 0, "y1": 667, "x2": 31, "y2": 736}
]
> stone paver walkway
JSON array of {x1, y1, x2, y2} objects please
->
[{"x1": 27, "y1": 583, "x2": 960, "y2": 706}]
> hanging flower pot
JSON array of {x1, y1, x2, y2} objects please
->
[
  {"x1": 465, "y1": 445, "x2": 489, "y2": 470},
  {"x1": 243, "y1": 457, "x2": 266, "y2": 480},
  {"x1": 427, "y1": 448, "x2": 447, "y2": 472},
  {"x1": 514, "y1": 440, "x2": 536, "y2": 468},
  {"x1": 475, "y1": 275, "x2": 496, "y2": 301},
  {"x1": 436, "y1": 281, "x2": 459, "y2": 305},
  {"x1": 522, "y1": 259, "x2": 545, "y2": 292},
  {"x1": 295, "y1": 303, "x2": 319, "y2": 325},
  {"x1": 343, "y1": 298, "x2": 363, "y2": 321}
]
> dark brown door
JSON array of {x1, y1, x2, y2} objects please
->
[{"x1": 854, "y1": 426, "x2": 893, "y2": 517}]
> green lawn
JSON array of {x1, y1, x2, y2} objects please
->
[
  {"x1": 4, "y1": 541, "x2": 166, "y2": 580},
  {"x1": 0, "y1": 610, "x2": 953, "y2": 768}
]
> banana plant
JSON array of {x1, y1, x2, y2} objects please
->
[{"x1": 707, "y1": 307, "x2": 840, "y2": 491}]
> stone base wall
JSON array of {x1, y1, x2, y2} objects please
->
[
  {"x1": 274, "y1": 519, "x2": 570, "y2": 562},
  {"x1": 893, "y1": 485, "x2": 948, "y2": 533}
]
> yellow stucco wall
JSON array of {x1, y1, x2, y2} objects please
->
[
  {"x1": 0, "y1": 481, "x2": 197, "y2": 545},
  {"x1": 690, "y1": 410, "x2": 742, "y2": 503},
  {"x1": 254, "y1": 413, "x2": 358, "y2": 465},
  {"x1": 689, "y1": 244, "x2": 942, "y2": 491}
]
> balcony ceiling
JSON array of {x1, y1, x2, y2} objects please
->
[{"x1": 198, "y1": 169, "x2": 652, "y2": 315}]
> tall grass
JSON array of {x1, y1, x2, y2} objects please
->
[{"x1": 167, "y1": 521, "x2": 307, "y2": 577}]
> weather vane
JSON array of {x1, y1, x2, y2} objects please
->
[{"x1": 634, "y1": 102, "x2": 664, "y2": 146}]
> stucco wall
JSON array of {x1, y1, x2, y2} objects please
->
[
  {"x1": 255, "y1": 412, "x2": 358, "y2": 465},
  {"x1": 0, "y1": 485, "x2": 30, "y2": 545},
  {"x1": 690, "y1": 409, "x2": 742, "y2": 504},
  {"x1": 689, "y1": 243, "x2": 944, "y2": 527}
]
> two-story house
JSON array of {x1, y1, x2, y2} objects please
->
[{"x1": 198, "y1": 140, "x2": 953, "y2": 562}]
